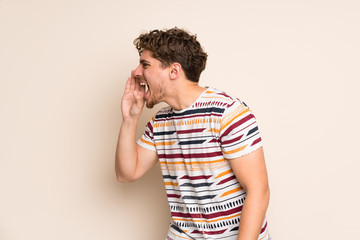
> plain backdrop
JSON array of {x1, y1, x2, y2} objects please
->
[{"x1": 1, "y1": 0, "x2": 359, "y2": 239}]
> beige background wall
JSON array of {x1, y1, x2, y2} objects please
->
[{"x1": 1, "y1": 0, "x2": 359, "y2": 239}]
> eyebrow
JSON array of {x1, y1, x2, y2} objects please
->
[{"x1": 140, "y1": 59, "x2": 150, "y2": 64}]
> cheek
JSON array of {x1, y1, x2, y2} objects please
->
[
  {"x1": 143, "y1": 70, "x2": 156, "y2": 84},
  {"x1": 142, "y1": 70, "x2": 150, "y2": 80}
]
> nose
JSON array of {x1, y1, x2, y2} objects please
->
[{"x1": 134, "y1": 65, "x2": 142, "y2": 79}]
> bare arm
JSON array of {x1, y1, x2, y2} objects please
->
[
  {"x1": 228, "y1": 147, "x2": 270, "y2": 240},
  {"x1": 115, "y1": 71, "x2": 158, "y2": 182}
]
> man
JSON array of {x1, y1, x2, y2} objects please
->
[{"x1": 115, "y1": 27, "x2": 270, "y2": 240}]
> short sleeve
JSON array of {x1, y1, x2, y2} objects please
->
[
  {"x1": 220, "y1": 100, "x2": 262, "y2": 159},
  {"x1": 137, "y1": 117, "x2": 157, "y2": 151}
]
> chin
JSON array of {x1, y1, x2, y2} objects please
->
[{"x1": 146, "y1": 102, "x2": 155, "y2": 109}]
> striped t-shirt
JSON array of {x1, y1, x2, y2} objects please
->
[{"x1": 137, "y1": 87, "x2": 270, "y2": 240}]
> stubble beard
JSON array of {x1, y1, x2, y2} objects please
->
[{"x1": 145, "y1": 81, "x2": 164, "y2": 109}]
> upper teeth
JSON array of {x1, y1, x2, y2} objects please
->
[{"x1": 139, "y1": 82, "x2": 149, "y2": 92}]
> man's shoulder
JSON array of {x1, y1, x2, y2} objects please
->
[{"x1": 199, "y1": 87, "x2": 245, "y2": 109}]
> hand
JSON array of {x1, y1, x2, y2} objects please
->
[{"x1": 121, "y1": 70, "x2": 145, "y2": 121}]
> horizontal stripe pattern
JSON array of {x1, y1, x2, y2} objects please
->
[{"x1": 137, "y1": 87, "x2": 267, "y2": 239}]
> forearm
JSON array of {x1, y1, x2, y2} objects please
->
[
  {"x1": 237, "y1": 188, "x2": 270, "y2": 240},
  {"x1": 115, "y1": 119, "x2": 139, "y2": 182}
]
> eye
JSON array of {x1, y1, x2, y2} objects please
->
[{"x1": 142, "y1": 63, "x2": 149, "y2": 69}]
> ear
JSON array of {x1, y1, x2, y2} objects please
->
[{"x1": 169, "y1": 62, "x2": 181, "y2": 80}]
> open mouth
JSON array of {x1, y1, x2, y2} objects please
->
[{"x1": 139, "y1": 82, "x2": 150, "y2": 95}]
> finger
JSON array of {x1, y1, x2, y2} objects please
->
[
  {"x1": 134, "y1": 89, "x2": 145, "y2": 106},
  {"x1": 134, "y1": 74, "x2": 140, "y2": 93},
  {"x1": 132, "y1": 70, "x2": 145, "y2": 94},
  {"x1": 124, "y1": 77, "x2": 132, "y2": 94},
  {"x1": 139, "y1": 83, "x2": 145, "y2": 94},
  {"x1": 129, "y1": 72, "x2": 135, "y2": 93}
]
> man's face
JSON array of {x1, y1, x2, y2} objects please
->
[{"x1": 134, "y1": 50, "x2": 169, "y2": 108}]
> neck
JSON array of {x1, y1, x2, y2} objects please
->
[{"x1": 163, "y1": 79, "x2": 207, "y2": 111}]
